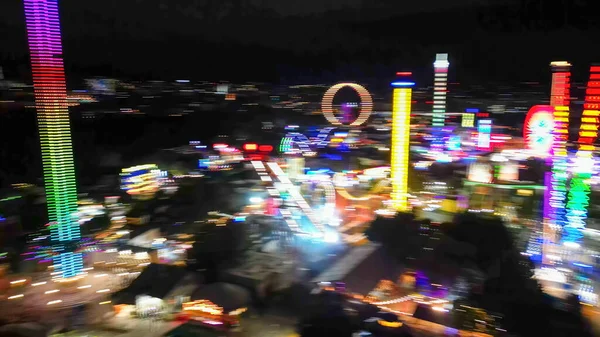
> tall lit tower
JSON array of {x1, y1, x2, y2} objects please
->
[
  {"x1": 543, "y1": 61, "x2": 571, "y2": 261},
  {"x1": 564, "y1": 65, "x2": 600, "y2": 244},
  {"x1": 432, "y1": 53, "x2": 449, "y2": 127},
  {"x1": 390, "y1": 75, "x2": 414, "y2": 212},
  {"x1": 24, "y1": 0, "x2": 82, "y2": 278}
]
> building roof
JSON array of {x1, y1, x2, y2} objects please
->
[
  {"x1": 311, "y1": 243, "x2": 399, "y2": 295},
  {"x1": 112, "y1": 264, "x2": 189, "y2": 304}
]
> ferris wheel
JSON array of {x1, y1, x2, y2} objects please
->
[{"x1": 523, "y1": 105, "x2": 554, "y2": 156}]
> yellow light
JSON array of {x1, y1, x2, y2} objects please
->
[
  {"x1": 99, "y1": 301, "x2": 112, "y2": 305},
  {"x1": 390, "y1": 86, "x2": 412, "y2": 211},
  {"x1": 378, "y1": 320, "x2": 403, "y2": 328}
]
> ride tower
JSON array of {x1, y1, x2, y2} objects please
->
[{"x1": 24, "y1": 0, "x2": 82, "y2": 278}]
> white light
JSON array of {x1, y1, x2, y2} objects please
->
[
  {"x1": 323, "y1": 232, "x2": 339, "y2": 243},
  {"x1": 10, "y1": 279, "x2": 26, "y2": 285},
  {"x1": 31, "y1": 282, "x2": 46, "y2": 287},
  {"x1": 96, "y1": 289, "x2": 110, "y2": 293},
  {"x1": 47, "y1": 300, "x2": 62, "y2": 305},
  {"x1": 77, "y1": 285, "x2": 92, "y2": 289},
  {"x1": 45, "y1": 289, "x2": 60, "y2": 294},
  {"x1": 249, "y1": 197, "x2": 263, "y2": 204},
  {"x1": 563, "y1": 242, "x2": 580, "y2": 249},
  {"x1": 8, "y1": 294, "x2": 24, "y2": 299},
  {"x1": 94, "y1": 274, "x2": 108, "y2": 278}
]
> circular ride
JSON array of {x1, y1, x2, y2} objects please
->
[
  {"x1": 322, "y1": 83, "x2": 373, "y2": 127},
  {"x1": 523, "y1": 105, "x2": 554, "y2": 156}
]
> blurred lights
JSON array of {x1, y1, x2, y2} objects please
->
[{"x1": 523, "y1": 105, "x2": 554, "y2": 156}]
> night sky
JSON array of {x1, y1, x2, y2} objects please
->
[{"x1": 1, "y1": 0, "x2": 599, "y2": 84}]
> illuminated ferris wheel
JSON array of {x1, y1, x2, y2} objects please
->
[
  {"x1": 321, "y1": 83, "x2": 373, "y2": 126},
  {"x1": 523, "y1": 105, "x2": 555, "y2": 156}
]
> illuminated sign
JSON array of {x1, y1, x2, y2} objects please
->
[
  {"x1": 461, "y1": 113, "x2": 475, "y2": 127},
  {"x1": 24, "y1": 0, "x2": 82, "y2": 278},
  {"x1": 477, "y1": 119, "x2": 492, "y2": 150},
  {"x1": 390, "y1": 79, "x2": 414, "y2": 211}
]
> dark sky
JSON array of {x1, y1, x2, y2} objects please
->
[{"x1": 1, "y1": 0, "x2": 599, "y2": 84}]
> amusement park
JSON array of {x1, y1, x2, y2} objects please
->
[{"x1": 1, "y1": 1, "x2": 600, "y2": 336}]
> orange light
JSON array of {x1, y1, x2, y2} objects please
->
[{"x1": 243, "y1": 143, "x2": 257, "y2": 151}]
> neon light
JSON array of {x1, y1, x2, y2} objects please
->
[
  {"x1": 258, "y1": 145, "x2": 273, "y2": 152},
  {"x1": 523, "y1": 105, "x2": 554, "y2": 156},
  {"x1": 564, "y1": 65, "x2": 600, "y2": 244},
  {"x1": 391, "y1": 81, "x2": 416, "y2": 87},
  {"x1": 321, "y1": 83, "x2": 373, "y2": 126},
  {"x1": 390, "y1": 79, "x2": 413, "y2": 211},
  {"x1": 461, "y1": 113, "x2": 475, "y2": 127},
  {"x1": 432, "y1": 53, "x2": 449, "y2": 127},
  {"x1": 544, "y1": 62, "x2": 571, "y2": 255},
  {"x1": 24, "y1": 0, "x2": 82, "y2": 278},
  {"x1": 243, "y1": 143, "x2": 257, "y2": 151},
  {"x1": 477, "y1": 119, "x2": 492, "y2": 150}
]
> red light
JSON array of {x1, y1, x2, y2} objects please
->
[
  {"x1": 396, "y1": 72, "x2": 412, "y2": 76},
  {"x1": 591, "y1": 66, "x2": 600, "y2": 73},
  {"x1": 476, "y1": 113, "x2": 489, "y2": 117},
  {"x1": 243, "y1": 143, "x2": 258, "y2": 151},
  {"x1": 258, "y1": 145, "x2": 273, "y2": 152}
]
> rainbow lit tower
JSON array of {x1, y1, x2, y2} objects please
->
[
  {"x1": 390, "y1": 74, "x2": 414, "y2": 212},
  {"x1": 564, "y1": 65, "x2": 600, "y2": 244},
  {"x1": 24, "y1": 0, "x2": 82, "y2": 278},
  {"x1": 542, "y1": 61, "x2": 571, "y2": 260}
]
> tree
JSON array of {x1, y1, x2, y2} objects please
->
[
  {"x1": 298, "y1": 292, "x2": 355, "y2": 337},
  {"x1": 365, "y1": 212, "x2": 425, "y2": 262}
]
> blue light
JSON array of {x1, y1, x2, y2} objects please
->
[
  {"x1": 391, "y1": 81, "x2": 415, "y2": 87},
  {"x1": 465, "y1": 108, "x2": 479, "y2": 113}
]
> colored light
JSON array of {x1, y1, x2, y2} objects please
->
[
  {"x1": 396, "y1": 72, "x2": 412, "y2": 76},
  {"x1": 432, "y1": 53, "x2": 449, "y2": 127},
  {"x1": 477, "y1": 119, "x2": 492, "y2": 150},
  {"x1": 391, "y1": 81, "x2": 416, "y2": 87},
  {"x1": 258, "y1": 145, "x2": 273, "y2": 152},
  {"x1": 461, "y1": 113, "x2": 475, "y2": 128},
  {"x1": 390, "y1": 78, "x2": 413, "y2": 211},
  {"x1": 24, "y1": 0, "x2": 82, "y2": 278},
  {"x1": 542, "y1": 62, "x2": 571, "y2": 257},
  {"x1": 321, "y1": 83, "x2": 373, "y2": 126},
  {"x1": 523, "y1": 105, "x2": 554, "y2": 156},
  {"x1": 243, "y1": 143, "x2": 258, "y2": 151},
  {"x1": 564, "y1": 65, "x2": 600, "y2": 244}
]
